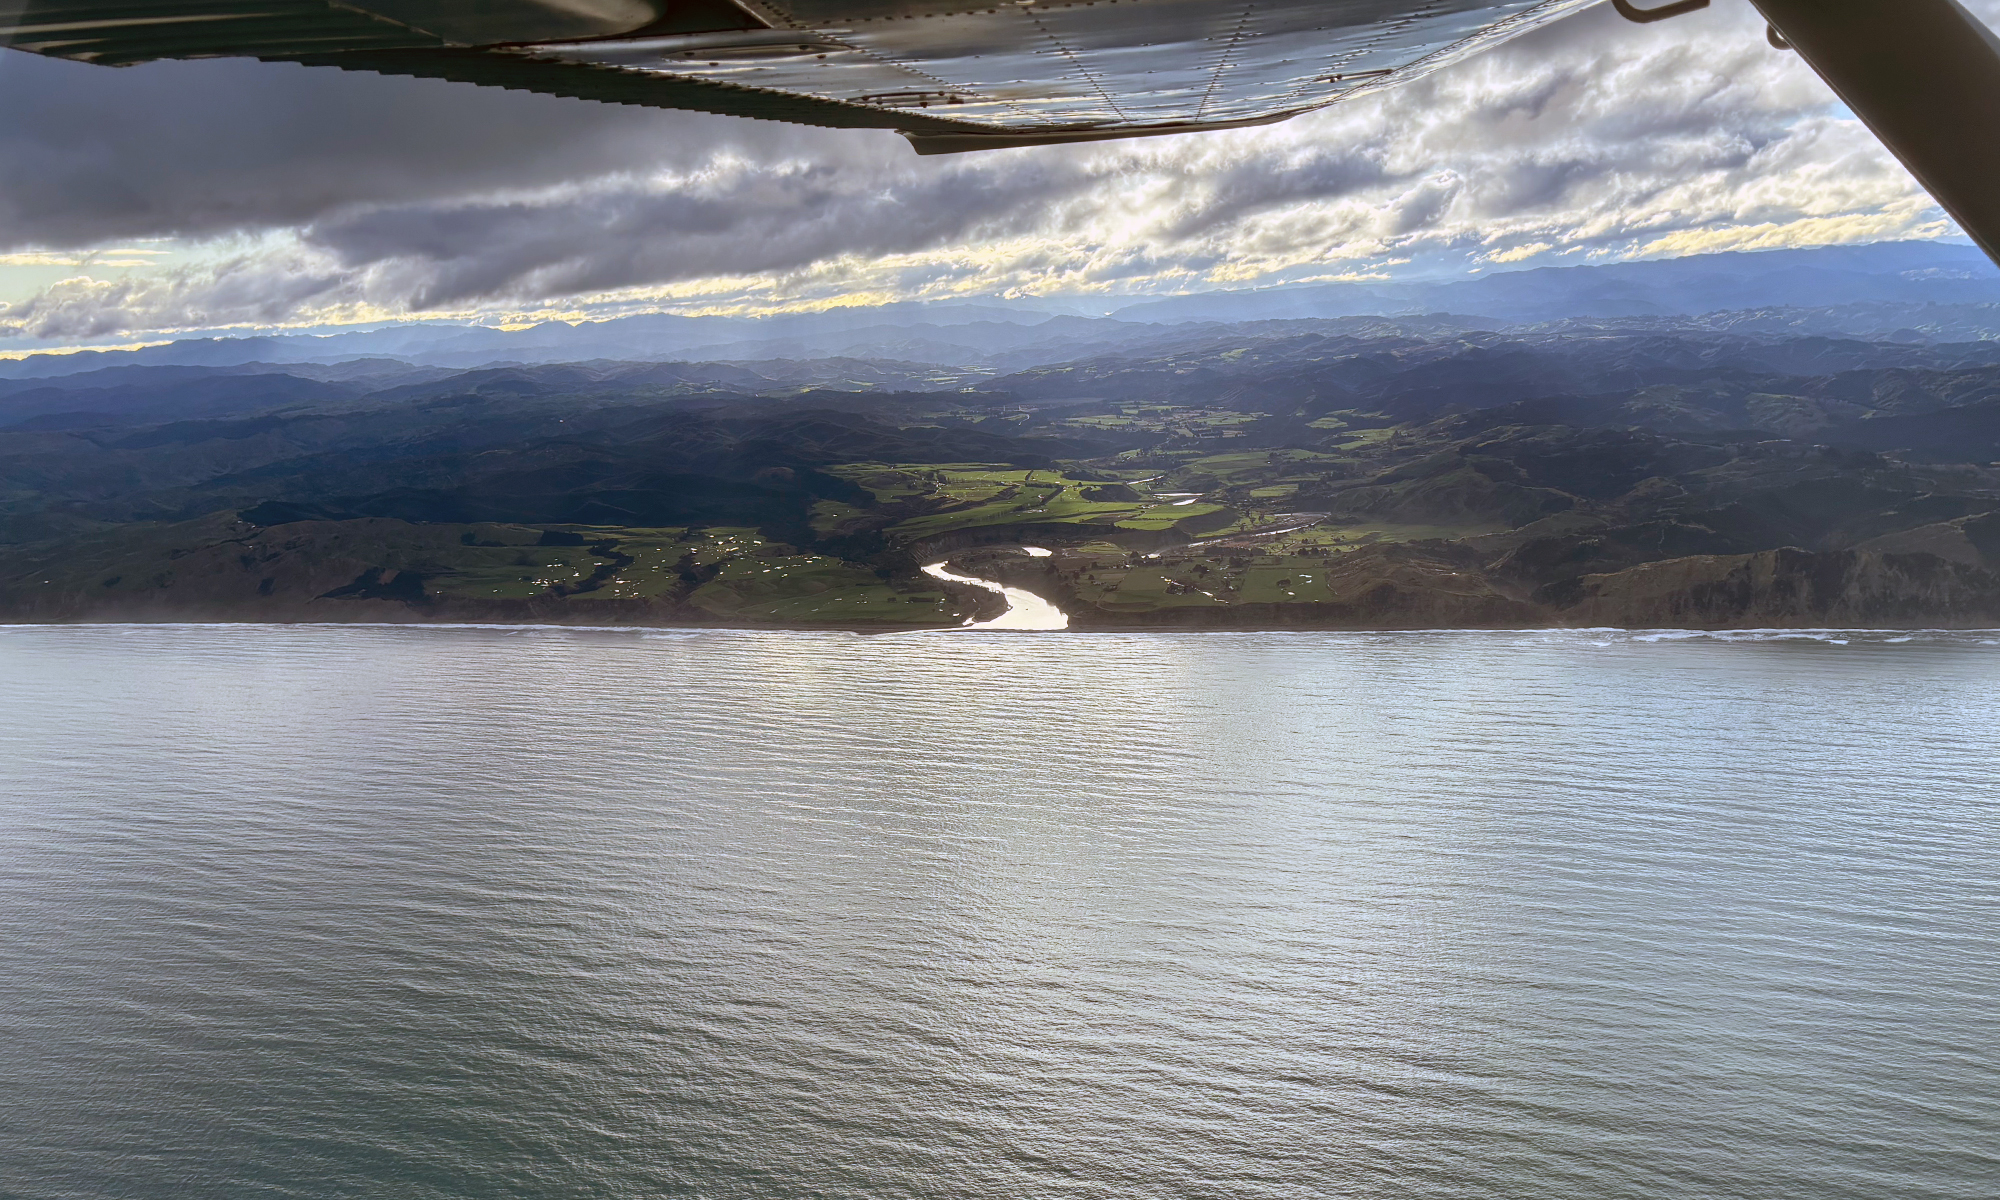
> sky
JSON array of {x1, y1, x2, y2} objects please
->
[{"x1": 0, "y1": 0, "x2": 1991, "y2": 345}]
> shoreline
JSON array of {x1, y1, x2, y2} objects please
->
[
  {"x1": 4, "y1": 615, "x2": 1999, "y2": 637},
  {"x1": 9, "y1": 545, "x2": 2000, "y2": 636}
]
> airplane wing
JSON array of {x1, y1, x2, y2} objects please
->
[
  {"x1": 0, "y1": 0, "x2": 1602, "y2": 152},
  {"x1": 9, "y1": 0, "x2": 2000, "y2": 262}
]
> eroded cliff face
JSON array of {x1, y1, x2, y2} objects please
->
[{"x1": 1547, "y1": 549, "x2": 2000, "y2": 629}]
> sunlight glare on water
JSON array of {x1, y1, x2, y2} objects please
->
[{"x1": 1, "y1": 623, "x2": 1997, "y2": 1200}]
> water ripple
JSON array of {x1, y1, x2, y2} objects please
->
[{"x1": 1, "y1": 625, "x2": 1996, "y2": 1199}]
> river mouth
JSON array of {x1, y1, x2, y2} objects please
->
[{"x1": 921, "y1": 552, "x2": 1068, "y2": 630}]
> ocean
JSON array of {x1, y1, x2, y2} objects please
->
[{"x1": 2, "y1": 624, "x2": 1996, "y2": 1199}]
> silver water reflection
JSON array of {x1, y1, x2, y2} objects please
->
[{"x1": 2, "y1": 625, "x2": 1997, "y2": 1200}]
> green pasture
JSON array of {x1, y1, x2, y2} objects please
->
[
  {"x1": 1055, "y1": 550, "x2": 1355, "y2": 612},
  {"x1": 1053, "y1": 404, "x2": 1267, "y2": 437}
]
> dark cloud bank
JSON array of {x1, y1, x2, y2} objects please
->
[{"x1": 0, "y1": 2, "x2": 1973, "y2": 339}]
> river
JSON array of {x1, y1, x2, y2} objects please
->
[
  {"x1": 2, "y1": 623, "x2": 1997, "y2": 1199},
  {"x1": 921, "y1": 547, "x2": 1068, "y2": 629}
]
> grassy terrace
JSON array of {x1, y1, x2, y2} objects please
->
[
  {"x1": 432, "y1": 524, "x2": 958, "y2": 625},
  {"x1": 815, "y1": 463, "x2": 1233, "y2": 543},
  {"x1": 1024, "y1": 514, "x2": 1515, "y2": 616},
  {"x1": 674, "y1": 527, "x2": 952, "y2": 624},
  {"x1": 0, "y1": 516, "x2": 964, "y2": 627},
  {"x1": 420, "y1": 508, "x2": 1507, "y2": 622},
  {"x1": 1054, "y1": 405, "x2": 1264, "y2": 438},
  {"x1": 1064, "y1": 558, "x2": 1344, "y2": 611},
  {"x1": 1189, "y1": 520, "x2": 1507, "y2": 554}
]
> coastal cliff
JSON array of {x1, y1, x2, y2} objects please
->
[
  {"x1": 1547, "y1": 548, "x2": 2000, "y2": 629},
  {"x1": 958, "y1": 543, "x2": 2000, "y2": 631}
]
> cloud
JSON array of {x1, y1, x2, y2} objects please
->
[
  {"x1": 0, "y1": 51, "x2": 805, "y2": 249},
  {"x1": 1483, "y1": 242, "x2": 1555, "y2": 265},
  {"x1": 1, "y1": 257, "x2": 356, "y2": 340},
  {"x1": 306, "y1": 154, "x2": 1103, "y2": 309},
  {"x1": 1, "y1": 0, "x2": 1992, "y2": 340}
]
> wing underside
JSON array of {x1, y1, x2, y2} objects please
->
[{"x1": 0, "y1": 0, "x2": 1600, "y2": 150}]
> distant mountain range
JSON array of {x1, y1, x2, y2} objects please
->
[
  {"x1": 1112, "y1": 240, "x2": 2000, "y2": 323},
  {"x1": 11, "y1": 268, "x2": 2000, "y2": 631},
  {"x1": 7, "y1": 241, "x2": 2000, "y2": 384}
]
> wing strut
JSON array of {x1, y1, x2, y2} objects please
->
[
  {"x1": 1750, "y1": 0, "x2": 2000, "y2": 265},
  {"x1": 1610, "y1": 0, "x2": 1710, "y2": 24}
]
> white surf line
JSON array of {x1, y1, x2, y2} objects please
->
[{"x1": 922, "y1": 557, "x2": 1068, "y2": 630}]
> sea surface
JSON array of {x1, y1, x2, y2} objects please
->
[{"x1": 2, "y1": 623, "x2": 1997, "y2": 1200}]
